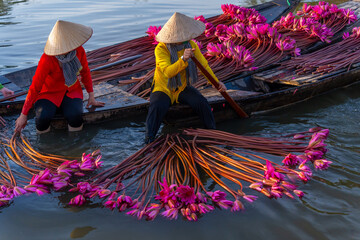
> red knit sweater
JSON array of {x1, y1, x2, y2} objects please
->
[{"x1": 22, "y1": 46, "x2": 93, "y2": 115}]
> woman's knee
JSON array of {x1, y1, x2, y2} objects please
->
[
  {"x1": 62, "y1": 97, "x2": 83, "y2": 127},
  {"x1": 35, "y1": 117, "x2": 52, "y2": 131},
  {"x1": 66, "y1": 111, "x2": 83, "y2": 127},
  {"x1": 35, "y1": 100, "x2": 56, "y2": 131},
  {"x1": 149, "y1": 92, "x2": 171, "y2": 112}
]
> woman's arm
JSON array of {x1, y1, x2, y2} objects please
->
[
  {"x1": 15, "y1": 54, "x2": 50, "y2": 132},
  {"x1": 22, "y1": 54, "x2": 50, "y2": 115},
  {"x1": 155, "y1": 44, "x2": 188, "y2": 79},
  {"x1": 192, "y1": 41, "x2": 226, "y2": 92},
  {"x1": 77, "y1": 47, "x2": 104, "y2": 108}
]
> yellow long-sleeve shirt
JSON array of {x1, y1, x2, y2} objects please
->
[{"x1": 152, "y1": 40, "x2": 219, "y2": 104}]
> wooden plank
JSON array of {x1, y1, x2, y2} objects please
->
[
  {"x1": 253, "y1": 68, "x2": 295, "y2": 84},
  {"x1": 201, "y1": 88, "x2": 261, "y2": 103},
  {"x1": 82, "y1": 82, "x2": 149, "y2": 113},
  {"x1": 82, "y1": 82, "x2": 125, "y2": 101},
  {"x1": 1, "y1": 82, "x2": 22, "y2": 92},
  {"x1": 0, "y1": 76, "x2": 11, "y2": 85}
]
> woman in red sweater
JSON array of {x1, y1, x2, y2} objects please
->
[{"x1": 15, "y1": 20, "x2": 104, "y2": 133}]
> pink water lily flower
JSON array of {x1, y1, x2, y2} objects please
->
[
  {"x1": 243, "y1": 195, "x2": 258, "y2": 203},
  {"x1": 299, "y1": 161, "x2": 311, "y2": 172},
  {"x1": 35, "y1": 187, "x2": 50, "y2": 196},
  {"x1": 282, "y1": 153, "x2": 300, "y2": 167},
  {"x1": 294, "y1": 190, "x2": 304, "y2": 199},
  {"x1": 53, "y1": 180, "x2": 68, "y2": 191},
  {"x1": 207, "y1": 190, "x2": 226, "y2": 202},
  {"x1": 215, "y1": 24, "x2": 230, "y2": 42},
  {"x1": 308, "y1": 138, "x2": 327, "y2": 149},
  {"x1": 145, "y1": 203, "x2": 161, "y2": 220},
  {"x1": 198, "y1": 203, "x2": 214, "y2": 214},
  {"x1": 77, "y1": 182, "x2": 92, "y2": 194},
  {"x1": 231, "y1": 199, "x2": 244, "y2": 212},
  {"x1": 305, "y1": 149, "x2": 324, "y2": 161},
  {"x1": 217, "y1": 199, "x2": 234, "y2": 209},
  {"x1": 249, "y1": 182, "x2": 263, "y2": 191},
  {"x1": 281, "y1": 181, "x2": 298, "y2": 191},
  {"x1": 104, "y1": 200, "x2": 117, "y2": 210},
  {"x1": 155, "y1": 177, "x2": 177, "y2": 203},
  {"x1": 13, "y1": 186, "x2": 27, "y2": 197},
  {"x1": 146, "y1": 207, "x2": 160, "y2": 221},
  {"x1": 94, "y1": 155, "x2": 103, "y2": 168},
  {"x1": 176, "y1": 185, "x2": 196, "y2": 205},
  {"x1": 192, "y1": 40, "x2": 203, "y2": 50},
  {"x1": 0, "y1": 198, "x2": 12, "y2": 207},
  {"x1": 264, "y1": 160, "x2": 284, "y2": 181},
  {"x1": 314, "y1": 159, "x2": 332, "y2": 170},
  {"x1": 98, "y1": 189, "x2": 112, "y2": 198},
  {"x1": 161, "y1": 208, "x2": 178, "y2": 220},
  {"x1": 69, "y1": 194, "x2": 86, "y2": 206},
  {"x1": 194, "y1": 15, "x2": 206, "y2": 23},
  {"x1": 298, "y1": 171, "x2": 312, "y2": 182}
]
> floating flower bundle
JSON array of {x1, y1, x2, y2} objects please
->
[
  {"x1": 297, "y1": 1, "x2": 357, "y2": 35},
  {"x1": 1, "y1": 125, "x2": 331, "y2": 221},
  {"x1": 67, "y1": 127, "x2": 331, "y2": 221},
  {"x1": 281, "y1": 26, "x2": 360, "y2": 75},
  {"x1": 0, "y1": 132, "x2": 102, "y2": 207}
]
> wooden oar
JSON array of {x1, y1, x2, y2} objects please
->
[{"x1": 191, "y1": 56, "x2": 249, "y2": 118}]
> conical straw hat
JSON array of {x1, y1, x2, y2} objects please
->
[
  {"x1": 44, "y1": 20, "x2": 93, "y2": 56},
  {"x1": 155, "y1": 12, "x2": 205, "y2": 43}
]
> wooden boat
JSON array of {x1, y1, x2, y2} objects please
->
[{"x1": 2, "y1": 0, "x2": 360, "y2": 128}]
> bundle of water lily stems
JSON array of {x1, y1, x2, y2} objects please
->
[
  {"x1": 281, "y1": 26, "x2": 360, "y2": 75},
  {"x1": 67, "y1": 127, "x2": 331, "y2": 221},
  {"x1": 1, "y1": 125, "x2": 330, "y2": 221},
  {"x1": 0, "y1": 130, "x2": 102, "y2": 207},
  {"x1": 86, "y1": 2, "x2": 356, "y2": 100}
]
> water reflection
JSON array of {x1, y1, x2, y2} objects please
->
[
  {"x1": 0, "y1": 0, "x2": 27, "y2": 25},
  {"x1": 70, "y1": 226, "x2": 96, "y2": 239}
]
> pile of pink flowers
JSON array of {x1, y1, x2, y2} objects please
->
[
  {"x1": 0, "y1": 150, "x2": 102, "y2": 208},
  {"x1": 146, "y1": 2, "x2": 355, "y2": 77},
  {"x1": 146, "y1": 25, "x2": 162, "y2": 45},
  {"x1": 220, "y1": 4, "x2": 267, "y2": 25},
  {"x1": 66, "y1": 127, "x2": 331, "y2": 222},
  {"x1": 272, "y1": 12, "x2": 334, "y2": 49},
  {"x1": 250, "y1": 128, "x2": 332, "y2": 199},
  {"x1": 273, "y1": 2, "x2": 356, "y2": 50},
  {"x1": 297, "y1": 1, "x2": 357, "y2": 34}
]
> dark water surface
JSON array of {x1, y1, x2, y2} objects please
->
[{"x1": 1, "y1": 0, "x2": 360, "y2": 239}]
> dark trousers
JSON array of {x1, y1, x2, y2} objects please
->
[
  {"x1": 145, "y1": 86, "x2": 215, "y2": 141},
  {"x1": 34, "y1": 95, "x2": 83, "y2": 131}
]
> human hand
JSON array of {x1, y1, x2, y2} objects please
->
[
  {"x1": 86, "y1": 92, "x2": 105, "y2": 109},
  {"x1": 182, "y1": 48, "x2": 195, "y2": 62},
  {"x1": 215, "y1": 81, "x2": 227, "y2": 92},
  {"x1": 1, "y1": 87, "x2": 14, "y2": 98},
  {"x1": 15, "y1": 113, "x2": 27, "y2": 133}
]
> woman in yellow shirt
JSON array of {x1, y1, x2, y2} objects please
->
[{"x1": 145, "y1": 12, "x2": 226, "y2": 143}]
